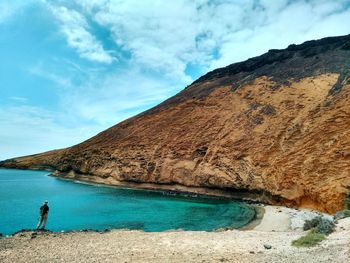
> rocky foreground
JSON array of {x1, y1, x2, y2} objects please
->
[
  {"x1": 1, "y1": 34, "x2": 350, "y2": 213},
  {"x1": 1, "y1": 207, "x2": 349, "y2": 263}
]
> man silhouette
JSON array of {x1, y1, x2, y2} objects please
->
[{"x1": 36, "y1": 201, "x2": 49, "y2": 230}]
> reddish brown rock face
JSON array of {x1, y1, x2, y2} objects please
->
[{"x1": 2, "y1": 35, "x2": 350, "y2": 213}]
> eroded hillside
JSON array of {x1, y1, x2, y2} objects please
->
[{"x1": 2, "y1": 34, "x2": 350, "y2": 213}]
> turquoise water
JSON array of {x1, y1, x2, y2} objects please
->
[{"x1": 0, "y1": 168, "x2": 255, "y2": 235}]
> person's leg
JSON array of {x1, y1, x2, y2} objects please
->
[
  {"x1": 36, "y1": 216, "x2": 43, "y2": 229},
  {"x1": 41, "y1": 214, "x2": 48, "y2": 229}
]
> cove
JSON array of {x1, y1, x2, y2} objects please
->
[{"x1": 0, "y1": 168, "x2": 255, "y2": 235}]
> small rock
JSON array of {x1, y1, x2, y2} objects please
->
[
  {"x1": 249, "y1": 251, "x2": 255, "y2": 254},
  {"x1": 263, "y1": 244, "x2": 272, "y2": 249}
]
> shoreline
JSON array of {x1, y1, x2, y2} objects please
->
[
  {"x1": 2, "y1": 204, "x2": 326, "y2": 237},
  {"x1": 51, "y1": 173, "x2": 329, "y2": 233},
  {"x1": 0, "y1": 167, "x2": 262, "y2": 236},
  {"x1": 241, "y1": 205, "x2": 265, "y2": 230},
  {"x1": 1, "y1": 171, "x2": 346, "y2": 263},
  {"x1": 51, "y1": 172, "x2": 263, "y2": 232},
  {"x1": 1, "y1": 215, "x2": 349, "y2": 263},
  {"x1": 0, "y1": 168, "x2": 332, "y2": 236},
  {"x1": 1, "y1": 167, "x2": 334, "y2": 214},
  {"x1": 50, "y1": 170, "x2": 289, "y2": 207},
  {"x1": 53, "y1": 171, "x2": 271, "y2": 201}
]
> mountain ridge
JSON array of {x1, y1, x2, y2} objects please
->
[{"x1": 1, "y1": 34, "x2": 350, "y2": 213}]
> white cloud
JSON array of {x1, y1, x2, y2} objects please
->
[
  {"x1": 24, "y1": 58, "x2": 182, "y2": 127},
  {"x1": 62, "y1": 69, "x2": 182, "y2": 126},
  {"x1": 78, "y1": 0, "x2": 215, "y2": 82},
  {"x1": 208, "y1": 0, "x2": 350, "y2": 69},
  {"x1": 0, "y1": 66, "x2": 182, "y2": 160},
  {"x1": 0, "y1": 105, "x2": 101, "y2": 160},
  {"x1": 28, "y1": 64, "x2": 73, "y2": 89},
  {"x1": 0, "y1": 0, "x2": 35, "y2": 24},
  {"x1": 49, "y1": 5, "x2": 114, "y2": 64},
  {"x1": 71, "y1": 0, "x2": 350, "y2": 79}
]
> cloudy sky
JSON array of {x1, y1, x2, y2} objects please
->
[{"x1": 0, "y1": 0, "x2": 350, "y2": 160}]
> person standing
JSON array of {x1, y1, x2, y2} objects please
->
[{"x1": 36, "y1": 201, "x2": 49, "y2": 230}]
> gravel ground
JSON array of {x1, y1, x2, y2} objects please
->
[{"x1": 0, "y1": 209, "x2": 349, "y2": 263}]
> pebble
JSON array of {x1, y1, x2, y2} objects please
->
[{"x1": 264, "y1": 244, "x2": 272, "y2": 249}]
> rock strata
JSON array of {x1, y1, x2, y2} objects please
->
[{"x1": 1, "y1": 34, "x2": 350, "y2": 213}]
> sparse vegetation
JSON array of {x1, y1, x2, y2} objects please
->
[
  {"x1": 334, "y1": 209, "x2": 350, "y2": 219},
  {"x1": 303, "y1": 216, "x2": 321, "y2": 231},
  {"x1": 303, "y1": 216, "x2": 335, "y2": 235},
  {"x1": 292, "y1": 229, "x2": 326, "y2": 247},
  {"x1": 292, "y1": 215, "x2": 336, "y2": 247},
  {"x1": 315, "y1": 218, "x2": 335, "y2": 235}
]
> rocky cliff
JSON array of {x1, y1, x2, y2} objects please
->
[{"x1": 2, "y1": 34, "x2": 350, "y2": 213}]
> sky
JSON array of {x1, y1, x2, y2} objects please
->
[{"x1": 0, "y1": 0, "x2": 350, "y2": 160}]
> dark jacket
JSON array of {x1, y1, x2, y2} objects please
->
[{"x1": 40, "y1": 204, "x2": 49, "y2": 216}]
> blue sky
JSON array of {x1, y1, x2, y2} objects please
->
[{"x1": 1, "y1": 0, "x2": 350, "y2": 160}]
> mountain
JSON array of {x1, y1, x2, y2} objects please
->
[{"x1": 2, "y1": 34, "x2": 350, "y2": 213}]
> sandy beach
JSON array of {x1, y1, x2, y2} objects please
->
[{"x1": 1, "y1": 205, "x2": 349, "y2": 263}]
